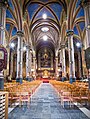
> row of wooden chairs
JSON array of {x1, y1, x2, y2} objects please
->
[
  {"x1": 4, "y1": 80, "x2": 42, "y2": 106},
  {"x1": 49, "y1": 80, "x2": 90, "y2": 108}
]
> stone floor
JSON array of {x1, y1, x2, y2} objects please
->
[{"x1": 8, "y1": 83, "x2": 90, "y2": 119}]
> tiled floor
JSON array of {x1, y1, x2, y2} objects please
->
[{"x1": 8, "y1": 83, "x2": 90, "y2": 119}]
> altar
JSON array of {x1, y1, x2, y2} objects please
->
[{"x1": 42, "y1": 70, "x2": 49, "y2": 78}]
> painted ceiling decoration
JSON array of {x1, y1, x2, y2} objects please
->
[{"x1": 5, "y1": 0, "x2": 86, "y2": 55}]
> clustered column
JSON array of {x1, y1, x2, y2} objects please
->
[
  {"x1": 61, "y1": 44, "x2": 66, "y2": 81},
  {"x1": 55, "y1": 56, "x2": 58, "y2": 78},
  {"x1": 0, "y1": 1, "x2": 7, "y2": 89},
  {"x1": 26, "y1": 45, "x2": 32, "y2": 81},
  {"x1": 78, "y1": 48, "x2": 83, "y2": 79},
  {"x1": 10, "y1": 51, "x2": 13, "y2": 78},
  {"x1": 59, "y1": 49, "x2": 62, "y2": 65},
  {"x1": 51, "y1": 54, "x2": 53, "y2": 69},
  {"x1": 6, "y1": 46, "x2": 10, "y2": 77},
  {"x1": 0, "y1": 1, "x2": 6, "y2": 45},
  {"x1": 26, "y1": 45, "x2": 30, "y2": 81},
  {"x1": 29, "y1": 49, "x2": 32, "y2": 80},
  {"x1": 67, "y1": 30, "x2": 76, "y2": 83},
  {"x1": 59, "y1": 49, "x2": 62, "y2": 79},
  {"x1": 16, "y1": 31, "x2": 24, "y2": 84},
  {"x1": 83, "y1": 0, "x2": 90, "y2": 48},
  {"x1": 38, "y1": 54, "x2": 41, "y2": 69},
  {"x1": 83, "y1": 0, "x2": 90, "y2": 88},
  {"x1": 33, "y1": 57, "x2": 36, "y2": 79}
]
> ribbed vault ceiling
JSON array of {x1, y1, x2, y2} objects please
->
[{"x1": 6, "y1": 0, "x2": 85, "y2": 55}]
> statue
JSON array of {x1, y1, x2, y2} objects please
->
[
  {"x1": 43, "y1": 53, "x2": 48, "y2": 67},
  {"x1": 43, "y1": 70, "x2": 49, "y2": 78}
]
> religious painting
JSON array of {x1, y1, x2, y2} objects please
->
[
  {"x1": 40, "y1": 51, "x2": 51, "y2": 68},
  {"x1": 0, "y1": 51, "x2": 4, "y2": 59}
]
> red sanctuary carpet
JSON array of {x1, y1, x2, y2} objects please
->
[{"x1": 38, "y1": 78, "x2": 49, "y2": 83}]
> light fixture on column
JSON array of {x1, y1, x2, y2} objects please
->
[
  {"x1": 87, "y1": 24, "x2": 90, "y2": 29},
  {"x1": 10, "y1": 42, "x2": 15, "y2": 48},
  {"x1": 43, "y1": 35, "x2": 48, "y2": 41},
  {"x1": 76, "y1": 41, "x2": 83, "y2": 79},
  {"x1": 42, "y1": 13, "x2": 47, "y2": 19},
  {"x1": 23, "y1": 46, "x2": 26, "y2": 51},
  {"x1": 76, "y1": 42, "x2": 81, "y2": 48},
  {"x1": 85, "y1": 25, "x2": 90, "y2": 30}
]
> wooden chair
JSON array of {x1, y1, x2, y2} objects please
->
[
  {"x1": 80, "y1": 88, "x2": 88, "y2": 106},
  {"x1": 71, "y1": 89, "x2": 81, "y2": 106},
  {"x1": 19, "y1": 92, "x2": 30, "y2": 106},
  {"x1": 60, "y1": 91, "x2": 72, "y2": 108}
]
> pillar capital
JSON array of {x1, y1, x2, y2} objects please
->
[
  {"x1": 26, "y1": 44, "x2": 31, "y2": 50},
  {"x1": 60, "y1": 44, "x2": 66, "y2": 49},
  {"x1": 66, "y1": 30, "x2": 74, "y2": 37},
  {"x1": 0, "y1": 24, "x2": 5, "y2": 31},
  {"x1": 0, "y1": 0, "x2": 8, "y2": 8},
  {"x1": 17, "y1": 31, "x2": 24, "y2": 37},
  {"x1": 85, "y1": 24, "x2": 90, "y2": 31}
]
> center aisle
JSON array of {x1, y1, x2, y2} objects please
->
[{"x1": 8, "y1": 83, "x2": 89, "y2": 119}]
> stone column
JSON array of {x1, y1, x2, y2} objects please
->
[
  {"x1": 38, "y1": 54, "x2": 40, "y2": 69},
  {"x1": 3, "y1": 45, "x2": 10, "y2": 80},
  {"x1": 61, "y1": 44, "x2": 66, "y2": 81},
  {"x1": 29, "y1": 49, "x2": 32, "y2": 80},
  {"x1": 16, "y1": 31, "x2": 24, "y2": 84},
  {"x1": 51, "y1": 54, "x2": 53, "y2": 69},
  {"x1": 13, "y1": 52, "x2": 17, "y2": 79},
  {"x1": 59, "y1": 49, "x2": 62, "y2": 64},
  {"x1": 0, "y1": 1, "x2": 7, "y2": 45},
  {"x1": 6, "y1": 47, "x2": 10, "y2": 76},
  {"x1": 83, "y1": 0, "x2": 90, "y2": 48},
  {"x1": 59, "y1": 49, "x2": 62, "y2": 79},
  {"x1": 67, "y1": 30, "x2": 76, "y2": 83},
  {"x1": 0, "y1": 1, "x2": 7, "y2": 89},
  {"x1": 33, "y1": 57, "x2": 36, "y2": 79},
  {"x1": 78, "y1": 48, "x2": 83, "y2": 79},
  {"x1": 78, "y1": 49, "x2": 82, "y2": 78},
  {"x1": 26, "y1": 45, "x2": 30, "y2": 81},
  {"x1": 82, "y1": 0, "x2": 90, "y2": 88},
  {"x1": 82, "y1": 48, "x2": 86, "y2": 77},
  {"x1": 10, "y1": 51, "x2": 13, "y2": 78},
  {"x1": 26, "y1": 45, "x2": 32, "y2": 81},
  {"x1": 55, "y1": 57, "x2": 58, "y2": 78}
]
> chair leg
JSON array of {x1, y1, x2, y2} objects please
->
[{"x1": 63, "y1": 102, "x2": 64, "y2": 108}]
